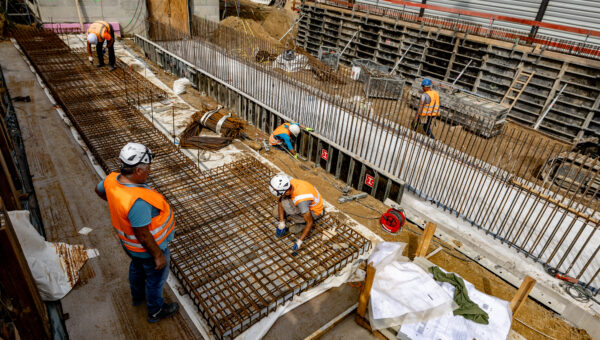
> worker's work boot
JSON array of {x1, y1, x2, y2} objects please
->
[
  {"x1": 147, "y1": 302, "x2": 179, "y2": 323},
  {"x1": 109, "y1": 65, "x2": 117, "y2": 72}
]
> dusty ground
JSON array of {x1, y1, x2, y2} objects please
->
[{"x1": 125, "y1": 38, "x2": 592, "y2": 339}]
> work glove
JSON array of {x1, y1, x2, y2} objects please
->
[
  {"x1": 88, "y1": 56, "x2": 93, "y2": 64},
  {"x1": 305, "y1": 127, "x2": 314, "y2": 132},
  {"x1": 291, "y1": 239, "x2": 303, "y2": 256},
  {"x1": 294, "y1": 154, "x2": 299, "y2": 160},
  {"x1": 276, "y1": 221, "x2": 288, "y2": 237}
]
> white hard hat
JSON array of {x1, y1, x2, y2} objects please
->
[
  {"x1": 269, "y1": 174, "x2": 292, "y2": 197},
  {"x1": 119, "y1": 142, "x2": 154, "y2": 166},
  {"x1": 289, "y1": 124, "x2": 300, "y2": 137},
  {"x1": 87, "y1": 33, "x2": 98, "y2": 45}
]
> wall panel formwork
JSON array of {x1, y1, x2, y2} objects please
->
[
  {"x1": 538, "y1": 0, "x2": 600, "y2": 45},
  {"x1": 415, "y1": 0, "x2": 541, "y2": 32}
]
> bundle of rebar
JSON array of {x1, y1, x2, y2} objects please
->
[{"x1": 179, "y1": 105, "x2": 245, "y2": 150}]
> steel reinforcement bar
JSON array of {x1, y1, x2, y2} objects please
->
[{"x1": 12, "y1": 28, "x2": 371, "y2": 339}]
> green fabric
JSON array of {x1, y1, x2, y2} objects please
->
[{"x1": 429, "y1": 266, "x2": 489, "y2": 325}]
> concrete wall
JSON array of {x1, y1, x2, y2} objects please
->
[
  {"x1": 36, "y1": 0, "x2": 148, "y2": 35},
  {"x1": 190, "y1": 0, "x2": 219, "y2": 22}
]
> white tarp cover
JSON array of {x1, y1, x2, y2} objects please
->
[
  {"x1": 368, "y1": 242, "x2": 456, "y2": 330},
  {"x1": 399, "y1": 268, "x2": 513, "y2": 340},
  {"x1": 273, "y1": 53, "x2": 309, "y2": 73},
  {"x1": 9, "y1": 210, "x2": 98, "y2": 301}
]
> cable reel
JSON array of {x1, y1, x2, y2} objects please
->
[{"x1": 380, "y1": 208, "x2": 405, "y2": 234}]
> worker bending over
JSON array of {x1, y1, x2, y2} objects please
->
[
  {"x1": 269, "y1": 175, "x2": 324, "y2": 254},
  {"x1": 86, "y1": 21, "x2": 116, "y2": 71},
  {"x1": 95, "y1": 143, "x2": 179, "y2": 323},
  {"x1": 269, "y1": 122, "x2": 313, "y2": 158},
  {"x1": 413, "y1": 78, "x2": 440, "y2": 139}
]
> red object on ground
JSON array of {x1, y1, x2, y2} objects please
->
[
  {"x1": 555, "y1": 274, "x2": 578, "y2": 284},
  {"x1": 380, "y1": 208, "x2": 405, "y2": 234}
]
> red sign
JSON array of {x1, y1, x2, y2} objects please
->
[
  {"x1": 365, "y1": 174, "x2": 375, "y2": 188},
  {"x1": 321, "y1": 149, "x2": 329, "y2": 161}
]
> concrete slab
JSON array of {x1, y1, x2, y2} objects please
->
[
  {"x1": 0, "y1": 41, "x2": 200, "y2": 339},
  {"x1": 264, "y1": 283, "x2": 367, "y2": 340}
]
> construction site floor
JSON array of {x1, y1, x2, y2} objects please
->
[
  {"x1": 2, "y1": 32, "x2": 594, "y2": 339},
  {"x1": 0, "y1": 39, "x2": 379, "y2": 339},
  {"x1": 0, "y1": 41, "x2": 201, "y2": 339}
]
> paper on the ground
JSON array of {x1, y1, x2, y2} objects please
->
[
  {"x1": 369, "y1": 261, "x2": 456, "y2": 330},
  {"x1": 398, "y1": 269, "x2": 512, "y2": 340},
  {"x1": 9, "y1": 210, "x2": 98, "y2": 301},
  {"x1": 78, "y1": 227, "x2": 93, "y2": 235}
]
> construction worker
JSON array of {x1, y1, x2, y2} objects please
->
[
  {"x1": 269, "y1": 174, "x2": 324, "y2": 255},
  {"x1": 86, "y1": 21, "x2": 116, "y2": 71},
  {"x1": 413, "y1": 78, "x2": 440, "y2": 139},
  {"x1": 94, "y1": 142, "x2": 179, "y2": 323},
  {"x1": 269, "y1": 122, "x2": 313, "y2": 158}
]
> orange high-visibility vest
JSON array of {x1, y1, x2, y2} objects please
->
[
  {"x1": 103, "y1": 172, "x2": 175, "y2": 253},
  {"x1": 87, "y1": 21, "x2": 112, "y2": 43},
  {"x1": 290, "y1": 179, "x2": 323, "y2": 216},
  {"x1": 269, "y1": 123, "x2": 292, "y2": 146},
  {"x1": 421, "y1": 89, "x2": 440, "y2": 116}
]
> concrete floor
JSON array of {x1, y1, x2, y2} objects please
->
[{"x1": 1, "y1": 41, "x2": 200, "y2": 339}]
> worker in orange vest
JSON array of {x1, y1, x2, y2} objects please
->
[
  {"x1": 269, "y1": 122, "x2": 314, "y2": 158},
  {"x1": 95, "y1": 142, "x2": 179, "y2": 323},
  {"x1": 413, "y1": 78, "x2": 440, "y2": 139},
  {"x1": 86, "y1": 21, "x2": 116, "y2": 71},
  {"x1": 269, "y1": 174, "x2": 324, "y2": 255}
]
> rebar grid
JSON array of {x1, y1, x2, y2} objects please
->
[{"x1": 13, "y1": 29, "x2": 370, "y2": 339}]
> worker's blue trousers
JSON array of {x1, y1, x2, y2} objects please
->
[{"x1": 128, "y1": 247, "x2": 170, "y2": 315}]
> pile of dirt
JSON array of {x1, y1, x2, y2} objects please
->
[
  {"x1": 220, "y1": 16, "x2": 280, "y2": 44},
  {"x1": 262, "y1": 8, "x2": 296, "y2": 40}
]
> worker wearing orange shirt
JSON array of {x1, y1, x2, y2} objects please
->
[
  {"x1": 86, "y1": 21, "x2": 116, "y2": 71},
  {"x1": 269, "y1": 174, "x2": 324, "y2": 255}
]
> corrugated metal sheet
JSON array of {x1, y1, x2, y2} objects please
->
[
  {"x1": 423, "y1": 0, "x2": 541, "y2": 33},
  {"x1": 538, "y1": 0, "x2": 600, "y2": 44},
  {"x1": 361, "y1": 0, "x2": 421, "y2": 14}
]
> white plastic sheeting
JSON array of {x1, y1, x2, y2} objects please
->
[
  {"x1": 9, "y1": 210, "x2": 98, "y2": 301},
  {"x1": 399, "y1": 266, "x2": 512, "y2": 340}
]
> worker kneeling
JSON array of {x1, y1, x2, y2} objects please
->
[
  {"x1": 95, "y1": 143, "x2": 179, "y2": 323},
  {"x1": 270, "y1": 175, "x2": 324, "y2": 255},
  {"x1": 269, "y1": 122, "x2": 313, "y2": 159},
  {"x1": 86, "y1": 21, "x2": 116, "y2": 71}
]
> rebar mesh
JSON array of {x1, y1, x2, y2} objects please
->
[{"x1": 12, "y1": 29, "x2": 371, "y2": 338}]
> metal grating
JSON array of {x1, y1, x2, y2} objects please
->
[{"x1": 12, "y1": 28, "x2": 371, "y2": 339}]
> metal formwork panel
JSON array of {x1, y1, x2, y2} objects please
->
[{"x1": 538, "y1": 0, "x2": 600, "y2": 45}]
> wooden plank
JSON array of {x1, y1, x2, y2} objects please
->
[
  {"x1": 415, "y1": 222, "x2": 437, "y2": 257},
  {"x1": 510, "y1": 275, "x2": 536, "y2": 317},
  {"x1": 357, "y1": 263, "x2": 376, "y2": 318},
  {"x1": 0, "y1": 147, "x2": 21, "y2": 210}
]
